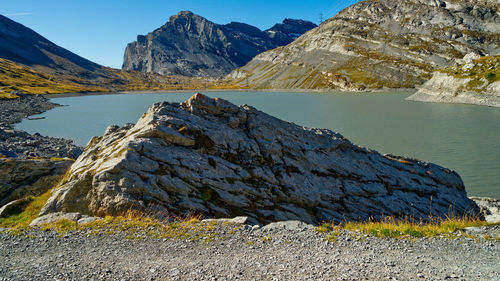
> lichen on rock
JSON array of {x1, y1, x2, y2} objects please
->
[{"x1": 39, "y1": 94, "x2": 479, "y2": 224}]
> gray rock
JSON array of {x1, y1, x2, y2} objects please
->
[
  {"x1": 38, "y1": 94, "x2": 479, "y2": 224},
  {"x1": 471, "y1": 197, "x2": 500, "y2": 223},
  {"x1": 463, "y1": 226, "x2": 483, "y2": 234},
  {"x1": 259, "y1": 221, "x2": 315, "y2": 232},
  {"x1": 0, "y1": 198, "x2": 30, "y2": 218},
  {"x1": 463, "y1": 225, "x2": 500, "y2": 238},
  {"x1": 30, "y1": 212, "x2": 82, "y2": 226},
  {"x1": 251, "y1": 225, "x2": 261, "y2": 231},
  {"x1": 77, "y1": 217, "x2": 102, "y2": 225},
  {"x1": 122, "y1": 11, "x2": 316, "y2": 77},
  {"x1": 202, "y1": 216, "x2": 249, "y2": 224}
]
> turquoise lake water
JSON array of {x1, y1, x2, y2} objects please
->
[{"x1": 16, "y1": 91, "x2": 500, "y2": 198}]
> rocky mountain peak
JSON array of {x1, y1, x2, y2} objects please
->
[
  {"x1": 122, "y1": 12, "x2": 316, "y2": 77},
  {"x1": 168, "y1": 11, "x2": 205, "y2": 26}
]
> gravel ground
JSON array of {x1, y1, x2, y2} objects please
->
[
  {"x1": 1, "y1": 222, "x2": 499, "y2": 281},
  {"x1": 0, "y1": 94, "x2": 82, "y2": 159}
]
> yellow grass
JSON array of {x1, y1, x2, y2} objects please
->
[
  {"x1": 0, "y1": 190, "x2": 53, "y2": 229},
  {"x1": 0, "y1": 58, "x2": 245, "y2": 99},
  {"x1": 316, "y1": 215, "x2": 495, "y2": 240}
]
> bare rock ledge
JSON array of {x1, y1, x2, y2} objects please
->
[{"x1": 39, "y1": 94, "x2": 479, "y2": 225}]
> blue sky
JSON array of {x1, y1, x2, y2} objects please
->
[{"x1": 1, "y1": 0, "x2": 360, "y2": 68}]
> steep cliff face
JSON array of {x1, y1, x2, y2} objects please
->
[
  {"x1": 228, "y1": 0, "x2": 499, "y2": 90},
  {"x1": 122, "y1": 12, "x2": 316, "y2": 77}
]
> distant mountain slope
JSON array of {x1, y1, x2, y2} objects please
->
[
  {"x1": 0, "y1": 57, "x2": 220, "y2": 99},
  {"x1": 0, "y1": 15, "x2": 231, "y2": 98},
  {"x1": 0, "y1": 14, "x2": 104, "y2": 77},
  {"x1": 228, "y1": 0, "x2": 499, "y2": 90},
  {"x1": 122, "y1": 11, "x2": 317, "y2": 77}
]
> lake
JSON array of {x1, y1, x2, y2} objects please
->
[{"x1": 17, "y1": 91, "x2": 500, "y2": 198}]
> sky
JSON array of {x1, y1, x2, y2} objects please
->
[{"x1": 1, "y1": 0, "x2": 360, "y2": 68}]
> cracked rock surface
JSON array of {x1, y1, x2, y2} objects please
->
[{"x1": 40, "y1": 94, "x2": 478, "y2": 224}]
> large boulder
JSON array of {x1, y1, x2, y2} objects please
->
[{"x1": 39, "y1": 94, "x2": 479, "y2": 224}]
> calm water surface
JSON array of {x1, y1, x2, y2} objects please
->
[{"x1": 17, "y1": 91, "x2": 500, "y2": 198}]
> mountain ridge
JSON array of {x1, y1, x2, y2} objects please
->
[
  {"x1": 0, "y1": 14, "x2": 232, "y2": 98},
  {"x1": 0, "y1": 14, "x2": 105, "y2": 77},
  {"x1": 122, "y1": 11, "x2": 317, "y2": 77},
  {"x1": 228, "y1": 0, "x2": 499, "y2": 90}
]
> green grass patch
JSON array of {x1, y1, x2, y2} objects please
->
[
  {"x1": 440, "y1": 55, "x2": 499, "y2": 92},
  {"x1": 485, "y1": 72, "x2": 497, "y2": 84},
  {"x1": 342, "y1": 216, "x2": 493, "y2": 239},
  {"x1": 0, "y1": 190, "x2": 53, "y2": 229},
  {"x1": 315, "y1": 223, "x2": 334, "y2": 233},
  {"x1": 315, "y1": 223, "x2": 341, "y2": 242}
]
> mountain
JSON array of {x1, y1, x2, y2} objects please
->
[
  {"x1": 228, "y1": 0, "x2": 500, "y2": 90},
  {"x1": 265, "y1": 19, "x2": 318, "y2": 45},
  {"x1": 122, "y1": 11, "x2": 317, "y2": 77},
  {"x1": 0, "y1": 14, "x2": 227, "y2": 97},
  {"x1": 0, "y1": 14, "x2": 105, "y2": 78}
]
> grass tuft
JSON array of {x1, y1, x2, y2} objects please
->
[
  {"x1": 0, "y1": 190, "x2": 53, "y2": 229},
  {"x1": 342, "y1": 215, "x2": 492, "y2": 239}
]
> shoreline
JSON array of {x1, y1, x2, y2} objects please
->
[
  {"x1": 43, "y1": 87, "x2": 417, "y2": 99},
  {"x1": 0, "y1": 94, "x2": 82, "y2": 159}
]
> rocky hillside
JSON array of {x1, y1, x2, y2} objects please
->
[
  {"x1": 39, "y1": 94, "x2": 478, "y2": 224},
  {"x1": 122, "y1": 11, "x2": 316, "y2": 77},
  {"x1": 407, "y1": 54, "x2": 500, "y2": 106},
  {"x1": 228, "y1": 0, "x2": 499, "y2": 90}
]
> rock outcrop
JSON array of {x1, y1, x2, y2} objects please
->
[
  {"x1": 122, "y1": 11, "x2": 316, "y2": 77},
  {"x1": 0, "y1": 159, "x2": 73, "y2": 207},
  {"x1": 406, "y1": 54, "x2": 500, "y2": 107},
  {"x1": 40, "y1": 94, "x2": 479, "y2": 224},
  {"x1": 228, "y1": 0, "x2": 499, "y2": 90}
]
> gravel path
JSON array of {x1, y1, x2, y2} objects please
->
[{"x1": 1, "y1": 223, "x2": 499, "y2": 281}]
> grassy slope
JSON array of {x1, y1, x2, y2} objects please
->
[
  {"x1": 0, "y1": 58, "x2": 241, "y2": 99},
  {"x1": 439, "y1": 55, "x2": 500, "y2": 92},
  {"x1": 0, "y1": 58, "x2": 108, "y2": 98}
]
